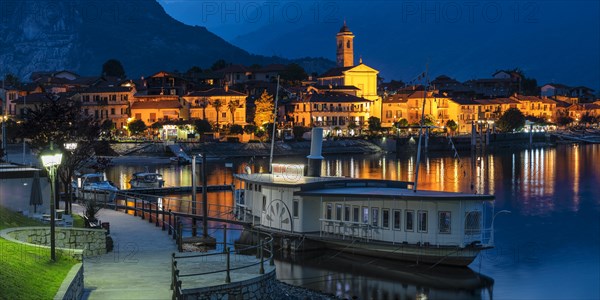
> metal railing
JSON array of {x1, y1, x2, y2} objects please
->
[{"x1": 170, "y1": 227, "x2": 274, "y2": 300}]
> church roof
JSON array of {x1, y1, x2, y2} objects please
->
[
  {"x1": 318, "y1": 66, "x2": 355, "y2": 78},
  {"x1": 339, "y1": 21, "x2": 352, "y2": 33}
]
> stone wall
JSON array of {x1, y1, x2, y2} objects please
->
[
  {"x1": 0, "y1": 227, "x2": 107, "y2": 260},
  {"x1": 182, "y1": 270, "x2": 277, "y2": 300},
  {"x1": 54, "y1": 263, "x2": 84, "y2": 300}
]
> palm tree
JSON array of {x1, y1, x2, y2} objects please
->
[
  {"x1": 211, "y1": 99, "x2": 223, "y2": 131},
  {"x1": 197, "y1": 97, "x2": 209, "y2": 120},
  {"x1": 227, "y1": 99, "x2": 242, "y2": 124}
]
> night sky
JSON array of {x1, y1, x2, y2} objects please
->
[{"x1": 158, "y1": 0, "x2": 600, "y2": 91}]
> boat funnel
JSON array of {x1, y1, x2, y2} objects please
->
[{"x1": 306, "y1": 127, "x2": 324, "y2": 177}]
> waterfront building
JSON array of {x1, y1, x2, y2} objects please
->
[
  {"x1": 130, "y1": 95, "x2": 183, "y2": 125},
  {"x1": 182, "y1": 86, "x2": 248, "y2": 127},
  {"x1": 381, "y1": 88, "x2": 451, "y2": 128},
  {"x1": 71, "y1": 85, "x2": 135, "y2": 129}
]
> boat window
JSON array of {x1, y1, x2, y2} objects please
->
[
  {"x1": 382, "y1": 209, "x2": 390, "y2": 229},
  {"x1": 439, "y1": 211, "x2": 451, "y2": 234},
  {"x1": 393, "y1": 210, "x2": 401, "y2": 230},
  {"x1": 326, "y1": 203, "x2": 333, "y2": 220},
  {"x1": 372, "y1": 208, "x2": 379, "y2": 227},
  {"x1": 344, "y1": 205, "x2": 351, "y2": 222},
  {"x1": 293, "y1": 200, "x2": 299, "y2": 218},
  {"x1": 362, "y1": 206, "x2": 369, "y2": 224},
  {"x1": 465, "y1": 211, "x2": 482, "y2": 234},
  {"x1": 248, "y1": 183, "x2": 253, "y2": 190},
  {"x1": 418, "y1": 210, "x2": 428, "y2": 233},
  {"x1": 405, "y1": 210, "x2": 414, "y2": 231},
  {"x1": 352, "y1": 206, "x2": 359, "y2": 223},
  {"x1": 262, "y1": 196, "x2": 266, "y2": 212},
  {"x1": 336, "y1": 204, "x2": 342, "y2": 221},
  {"x1": 258, "y1": 185, "x2": 262, "y2": 192}
]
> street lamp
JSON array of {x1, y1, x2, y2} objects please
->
[
  {"x1": 41, "y1": 143, "x2": 63, "y2": 261},
  {"x1": 64, "y1": 142, "x2": 78, "y2": 214}
]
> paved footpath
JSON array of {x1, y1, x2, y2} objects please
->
[{"x1": 72, "y1": 204, "x2": 176, "y2": 300}]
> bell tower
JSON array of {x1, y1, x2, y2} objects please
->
[{"x1": 336, "y1": 21, "x2": 355, "y2": 67}]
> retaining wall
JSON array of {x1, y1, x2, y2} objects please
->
[
  {"x1": 54, "y1": 263, "x2": 84, "y2": 300},
  {"x1": 0, "y1": 227, "x2": 107, "y2": 260},
  {"x1": 182, "y1": 270, "x2": 277, "y2": 300}
]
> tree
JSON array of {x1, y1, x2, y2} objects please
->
[
  {"x1": 3, "y1": 73, "x2": 20, "y2": 87},
  {"x1": 197, "y1": 97, "x2": 209, "y2": 120},
  {"x1": 128, "y1": 119, "x2": 147, "y2": 136},
  {"x1": 293, "y1": 126, "x2": 309, "y2": 140},
  {"x1": 211, "y1": 59, "x2": 228, "y2": 71},
  {"x1": 22, "y1": 94, "x2": 101, "y2": 214},
  {"x1": 194, "y1": 119, "x2": 212, "y2": 135},
  {"x1": 496, "y1": 108, "x2": 526, "y2": 132},
  {"x1": 394, "y1": 118, "x2": 409, "y2": 128},
  {"x1": 229, "y1": 124, "x2": 244, "y2": 135},
  {"x1": 211, "y1": 99, "x2": 223, "y2": 131},
  {"x1": 281, "y1": 63, "x2": 307, "y2": 84},
  {"x1": 227, "y1": 99, "x2": 242, "y2": 124},
  {"x1": 580, "y1": 114, "x2": 595, "y2": 126},
  {"x1": 254, "y1": 90, "x2": 274, "y2": 126},
  {"x1": 445, "y1": 120, "x2": 458, "y2": 133},
  {"x1": 368, "y1": 116, "x2": 382, "y2": 134},
  {"x1": 243, "y1": 124, "x2": 257, "y2": 135},
  {"x1": 102, "y1": 59, "x2": 126, "y2": 78},
  {"x1": 556, "y1": 115, "x2": 574, "y2": 127}
]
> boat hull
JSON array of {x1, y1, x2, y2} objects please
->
[
  {"x1": 75, "y1": 189, "x2": 117, "y2": 203},
  {"x1": 314, "y1": 236, "x2": 487, "y2": 267}
]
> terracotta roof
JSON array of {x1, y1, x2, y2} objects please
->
[
  {"x1": 305, "y1": 92, "x2": 372, "y2": 103},
  {"x1": 186, "y1": 88, "x2": 246, "y2": 97},
  {"x1": 131, "y1": 100, "x2": 182, "y2": 109},
  {"x1": 474, "y1": 98, "x2": 520, "y2": 105},
  {"x1": 82, "y1": 86, "x2": 132, "y2": 93},
  {"x1": 318, "y1": 66, "x2": 355, "y2": 78},
  {"x1": 449, "y1": 98, "x2": 479, "y2": 105}
]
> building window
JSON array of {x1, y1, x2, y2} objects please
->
[
  {"x1": 465, "y1": 211, "x2": 482, "y2": 234},
  {"x1": 335, "y1": 204, "x2": 342, "y2": 221},
  {"x1": 418, "y1": 210, "x2": 428, "y2": 233},
  {"x1": 352, "y1": 206, "x2": 359, "y2": 223},
  {"x1": 372, "y1": 208, "x2": 379, "y2": 227},
  {"x1": 248, "y1": 183, "x2": 252, "y2": 190},
  {"x1": 262, "y1": 196, "x2": 266, "y2": 212},
  {"x1": 293, "y1": 200, "x2": 299, "y2": 218},
  {"x1": 439, "y1": 211, "x2": 451, "y2": 234},
  {"x1": 326, "y1": 203, "x2": 333, "y2": 219},
  {"x1": 382, "y1": 209, "x2": 390, "y2": 229},
  {"x1": 405, "y1": 210, "x2": 414, "y2": 231},
  {"x1": 393, "y1": 210, "x2": 401, "y2": 230},
  {"x1": 150, "y1": 113, "x2": 156, "y2": 122},
  {"x1": 386, "y1": 110, "x2": 392, "y2": 118},
  {"x1": 362, "y1": 206, "x2": 369, "y2": 224},
  {"x1": 344, "y1": 205, "x2": 350, "y2": 222},
  {"x1": 135, "y1": 113, "x2": 141, "y2": 120},
  {"x1": 111, "y1": 108, "x2": 115, "y2": 115},
  {"x1": 222, "y1": 112, "x2": 226, "y2": 118}
]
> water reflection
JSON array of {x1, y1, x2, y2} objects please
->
[{"x1": 276, "y1": 251, "x2": 494, "y2": 300}]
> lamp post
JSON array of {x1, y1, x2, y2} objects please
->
[
  {"x1": 64, "y1": 142, "x2": 77, "y2": 215},
  {"x1": 41, "y1": 142, "x2": 63, "y2": 261}
]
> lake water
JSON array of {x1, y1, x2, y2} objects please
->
[{"x1": 105, "y1": 144, "x2": 600, "y2": 300}]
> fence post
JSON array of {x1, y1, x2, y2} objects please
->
[
  {"x1": 170, "y1": 254, "x2": 176, "y2": 290},
  {"x1": 270, "y1": 238, "x2": 274, "y2": 266},
  {"x1": 225, "y1": 247, "x2": 231, "y2": 283},
  {"x1": 133, "y1": 198, "x2": 137, "y2": 217},
  {"x1": 162, "y1": 208, "x2": 166, "y2": 231},
  {"x1": 141, "y1": 201, "x2": 145, "y2": 220},
  {"x1": 155, "y1": 202, "x2": 160, "y2": 227},
  {"x1": 259, "y1": 240, "x2": 264, "y2": 274},
  {"x1": 149, "y1": 202, "x2": 153, "y2": 224},
  {"x1": 177, "y1": 221, "x2": 183, "y2": 252},
  {"x1": 168, "y1": 210, "x2": 172, "y2": 235},
  {"x1": 222, "y1": 225, "x2": 227, "y2": 254}
]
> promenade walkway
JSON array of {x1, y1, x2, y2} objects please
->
[
  {"x1": 71, "y1": 203, "x2": 274, "y2": 300},
  {"x1": 72, "y1": 204, "x2": 176, "y2": 299}
]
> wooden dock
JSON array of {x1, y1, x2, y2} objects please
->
[{"x1": 119, "y1": 184, "x2": 233, "y2": 195}]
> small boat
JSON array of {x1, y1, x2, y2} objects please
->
[
  {"x1": 129, "y1": 172, "x2": 165, "y2": 188},
  {"x1": 72, "y1": 173, "x2": 119, "y2": 202}
]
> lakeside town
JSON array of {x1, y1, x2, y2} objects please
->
[
  {"x1": 2, "y1": 23, "x2": 599, "y2": 148},
  {"x1": 1, "y1": 21, "x2": 599, "y2": 300}
]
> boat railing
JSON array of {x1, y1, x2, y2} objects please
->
[
  {"x1": 170, "y1": 227, "x2": 274, "y2": 299},
  {"x1": 319, "y1": 218, "x2": 378, "y2": 242}
]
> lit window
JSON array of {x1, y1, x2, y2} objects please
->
[{"x1": 405, "y1": 210, "x2": 414, "y2": 231}]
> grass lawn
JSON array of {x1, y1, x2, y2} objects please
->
[{"x1": 0, "y1": 206, "x2": 79, "y2": 299}]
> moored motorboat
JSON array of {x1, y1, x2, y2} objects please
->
[
  {"x1": 129, "y1": 172, "x2": 165, "y2": 188},
  {"x1": 72, "y1": 173, "x2": 119, "y2": 202}
]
